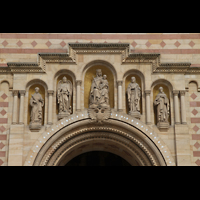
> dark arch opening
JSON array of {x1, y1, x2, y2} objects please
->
[{"x1": 65, "y1": 151, "x2": 133, "y2": 166}]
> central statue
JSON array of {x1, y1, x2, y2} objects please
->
[{"x1": 88, "y1": 69, "x2": 111, "y2": 123}]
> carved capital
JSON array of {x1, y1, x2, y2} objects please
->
[
  {"x1": 76, "y1": 80, "x2": 82, "y2": 86},
  {"x1": 48, "y1": 90, "x2": 54, "y2": 95},
  {"x1": 12, "y1": 90, "x2": 18, "y2": 96},
  {"x1": 180, "y1": 90, "x2": 186, "y2": 96},
  {"x1": 145, "y1": 90, "x2": 151, "y2": 95},
  {"x1": 19, "y1": 90, "x2": 26, "y2": 96},
  {"x1": 173, "y1": 90, "x2": 179, "y2": 95},
  {"x1": 117, "y1": 80, "x2": 123, "y2": 86}
]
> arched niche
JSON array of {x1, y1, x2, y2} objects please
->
[
  {"x1": 188, "y1": 81, "x2": 198, "y2": 93},
  {"x1": 83, "y1": 61, "x2": 115, "y2": 109},
  {"x1": 26, "y1": 79, "x2": 48, "y2": 126},
  {"x1": 151, "y1": 79, "x2": 173, "y2": 126},
  {"x1": 123, "y1": 70, "x2": 145, "y2": 115},
  {"x1": 54, "y1": 70, "x2": 76, "y2": 122}
]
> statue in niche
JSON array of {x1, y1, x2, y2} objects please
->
[
  {"x1": 126, "y1": 76, "x2": 141, "y2": 119},
  {"x1": 88, "y1": 69, "x2": 111, "y2": 123},
  {"x1": 57, "y1": 76, "x2": 72, "y2": 120},
  {"x1": 29, "y1": 87, "x2": 44, "y2": 131},
  {"x1": 153, "y1": 86, "x2": 169, "y2": 131}
]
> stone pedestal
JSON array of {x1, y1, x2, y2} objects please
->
[
  {"x1": 129, "y1": 111, "x2": 141, "y2": 119},
  {"x1": 29, "y1": 122, "x2": 42, "y2": 132},
  {"x1": 58, "y1": 111, "x2": 71, "y2": 120},
  {"x1": 157, "y1": 122, "x2": 169, "y2": 132}
]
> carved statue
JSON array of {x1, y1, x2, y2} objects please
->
[
  {"x1": 29, "y1": 87, "x2": 44, "y2": 131},
  {"x1": 126, "y1": 76, "x2": 141, "y2": 119},
  {"x1": 57, "y1": 76, "x2": 72, "y2": 119},
  {"x1": 153, "y1": 86, "x2": 169, "y2": 131},
  {"x1": 88, "y1": 69, "x2": 111, "y2": 123}
]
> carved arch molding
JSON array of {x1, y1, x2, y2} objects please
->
[{"x1": 33, "y1": 118, "x2": 167, "y2": 166}]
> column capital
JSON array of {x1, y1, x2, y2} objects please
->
[
  {"x1": 173, "y1": 90, "x2": 179, "y2": 95},
  {"x1": 145, "y1": 90, "x2": 151, "y2": 95},
  {"x1": 12, "y1": 90, "x2": 18, "y2": 96},
  {"x1": 180, "y1": 90, "x2": 186, "y2": 96},
  {"x1": 76, "y1": 80, "x2": 82, "y2": 86},
  {"x1": 117, "y1": 80, "x2": 123, "y2": 86},
  {"x1": 19, "y1": 90, "x2": 26, "y2": 96},
  {"x1": 47, "y1": 90, "x2": 54, "y2": 95}
]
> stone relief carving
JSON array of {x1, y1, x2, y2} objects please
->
[
  {"x1": 88, "y1": 69, "x2": 111, "y2": 123},
  {"x1": 57, "y1": 76, "x2": 72, "y2": 119},
  {"x1": 29, "y1": 87, "x2": 44, "y2": 131},
  {"x1": 153, "y1": 86, "x2": 169, "y2": 131},
  {"x1": 127, "y1": 77, "x2": 141, "y2": 119}
]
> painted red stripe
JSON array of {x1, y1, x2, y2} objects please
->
[
  {"x1": 0, "y1": 64, "x2": 8, "y2": 67},
  {"x1": 0, "y1": 49, "x2": 67, "y2": 54},
  {"x1": 0, "y1": 118, "x2": 8, "y2": 124},
  {"x1": 191, "y1": 118, "x2": 200, "y2": 123},
  {"x1": 192, "y1": 134, "x2": 200, "y2": 140},
  {"x1": 0, "y1": 135, "x2": 7, "y2": 140},
  {"x1": 1, "y1": 48, "x2": 200, "y2": 54},
  {"x1": 0, "y1": 102, "x2": 8, "y2": 107},
  {"x1": 131, "y1": 49, "x2": 200, "y2": 54},
  {"x1": 190, "y1": 102, "x2": 200, "y2": 107},
  {"x1": 193, "y1": 151, "x2": 200, "y2": 157},
  {"x1": 0, "y1": 151, "x2": 6, "y2": 157},
  {"x1": 191, "y1": 64, "x2": 200, "y2": 67},
  {"x1": 0, "y1": 33, "x2": 200, "y2": 40}
]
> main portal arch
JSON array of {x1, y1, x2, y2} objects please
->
[{"x1": 24, "y1": 110, "x2": 175, "y2": 166}]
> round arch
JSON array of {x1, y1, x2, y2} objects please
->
[
  {"x1": 151, "y1": 78, "x2": 174, "y2": 125},
  {"x1": 25, "y1": 79, "x2": 48, "y2": 126},
  {"x1": 24, "y1": 110, "x2": 175, "y2": 166},
  {"x1": 81, "y1": 59, "x2": 117, "y2": 80},
  {"x1": 53, "y1": 69, "x2": 76, "y2": 118},
  {"x1": 123, "y1": 69, "x2": 145, "y2": 115},
  {"x1": 82, "y1": 60, "x2": 117, "y2": 109}
]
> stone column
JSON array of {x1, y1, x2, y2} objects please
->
[
  {"x1": 180, "y1": 90, "x2": 187, "y2": 124},
  {"x1": 117, "y1": 80, "x2": 123, "y2": 112},
  {"x1": 12, "y1": 90, "x2": 19, "y2": 124},
  {"x1": 145, "y1": 90, "x2": 151, "y2": 125},
  {"x1": 47, "y1": 90, "x2": 54, "y2": 125},
  {"x1": 173, "y1": 90, "x2": 180, "y2": 124},
  {"x1": 76, "y1": 80, "x2": 82, "y2": 111},
  {"x1": 19, "y1": 90, "x2": 26, "y2": 124}
]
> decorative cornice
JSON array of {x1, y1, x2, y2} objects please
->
[{"x1": 1, "y1": 42, "x2": 200, "y2": 74}]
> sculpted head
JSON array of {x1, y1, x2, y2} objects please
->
[
  {"x1": 159, "y1": 87, "x2": 163, "y2": 93},
  {"x1": 131, "y1": 77, "x2": 136, "y2": 83},
  {"x1": 96, "y1": 69, "x2": 102, "y2": 77},
  {"x1": 35, "y1": 87, "x2": 39, "y2": 93},
  {"x1": 63, "y1": 76, "x2": 67, "y2": 83},
  {"x1": 103, "y1": 74, "x2": 107, "y2": 80}
]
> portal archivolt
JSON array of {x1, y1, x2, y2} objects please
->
[{"x1": 32, "y1": 118, "x2": 167, "y2": 166}]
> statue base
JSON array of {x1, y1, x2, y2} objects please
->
[
  {"x1": 58, "y1": 112, "x2": 71, "y2": 120},
  {"x1": 157, "y1": 122, "x2": 169, "y2": 132},
  {"x1": 29, "y1": 122, "x2": 42, "y2": 132},
  {"x1": 128, "y1": 111, "x2": 141, "y2": 119}
]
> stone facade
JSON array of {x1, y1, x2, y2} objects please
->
[{"x1": 1, "y1": 33, "x2": 200, "y2": 166}]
